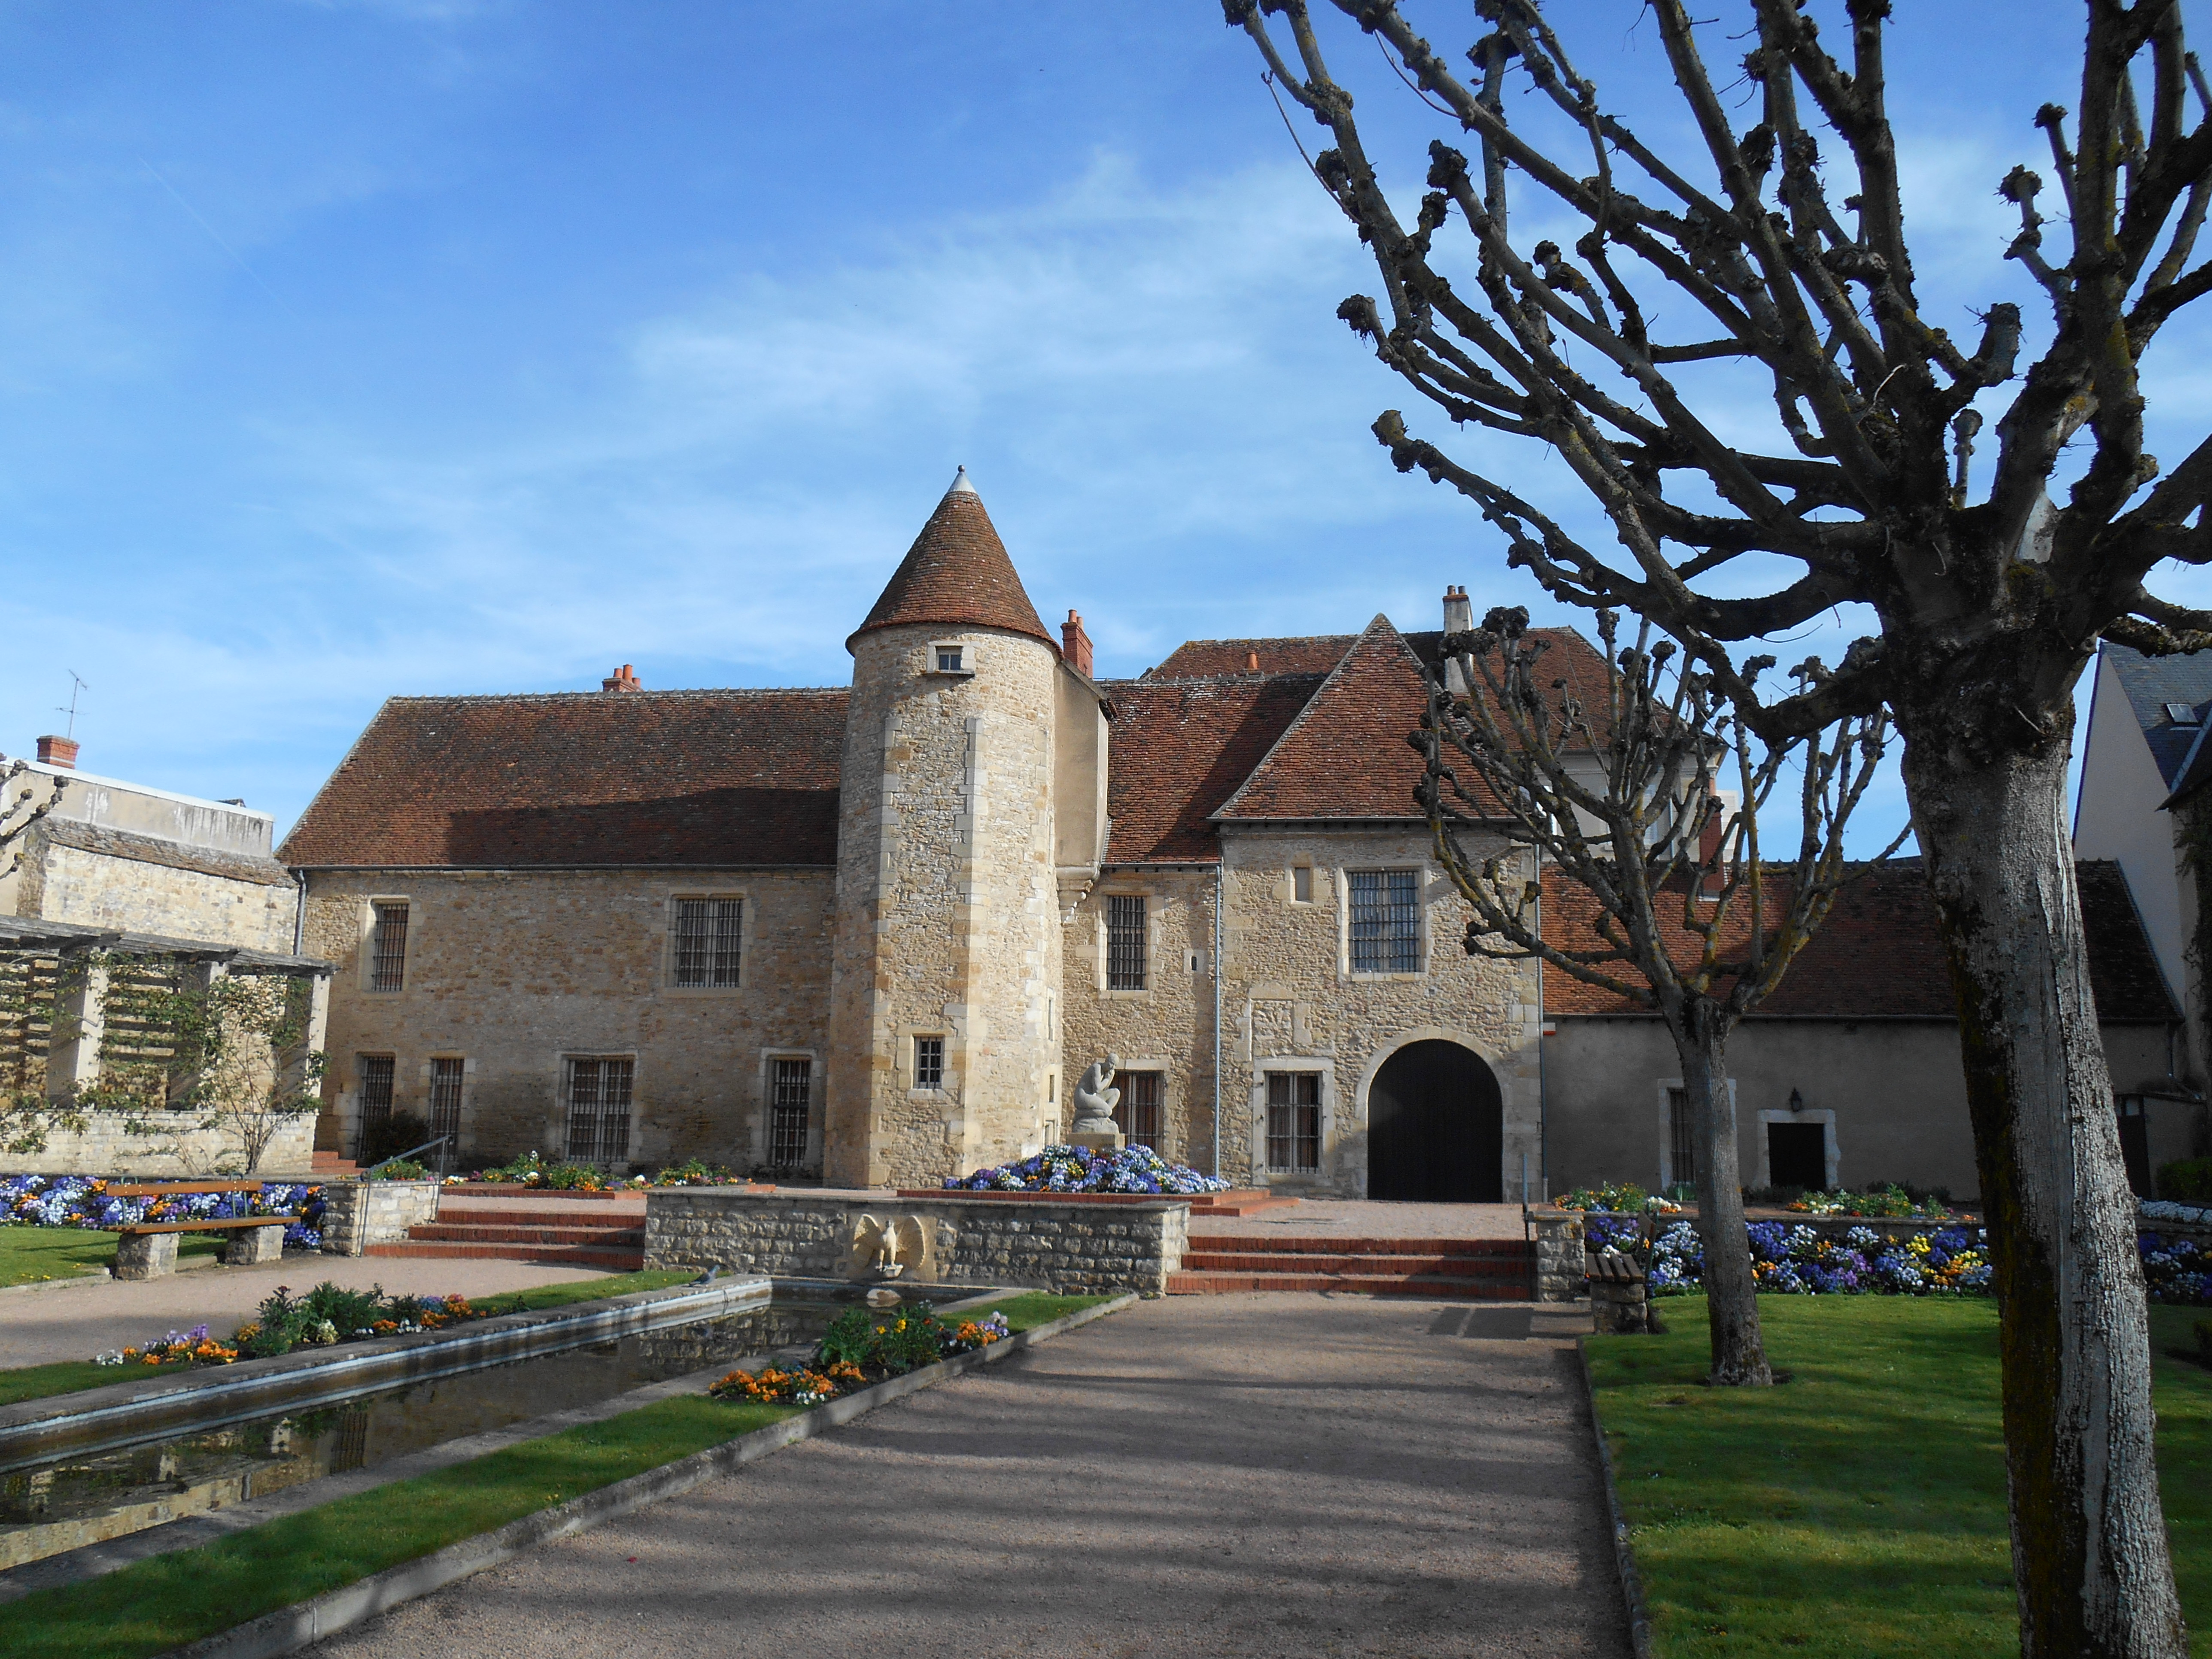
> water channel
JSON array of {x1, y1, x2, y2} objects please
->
[{"x1": 0, "y1": 1286, "x2": 933, "y2": 1572}]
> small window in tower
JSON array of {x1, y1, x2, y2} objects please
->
[
  {"x1": 1292, "y1": 866, "x2": 1314, "y2": 903},
  {"x1": 935, "y1": 645, "x2": 965, "y2": 673},
  {"x1": 914, "y1": 1035, "x2": 945, "y2": 1091}
]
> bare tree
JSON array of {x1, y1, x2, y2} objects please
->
[
  {"x1": 1228, "y1": 1, "x2": 2207, "y2": 1647},
  {"x1": 1419, "y1": 604, "x2": 1896, "y2": 1385}
]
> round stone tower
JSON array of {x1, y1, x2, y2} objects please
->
[{"x1": 824, "y1": 469, "x2": 1064, "y2": 1188}]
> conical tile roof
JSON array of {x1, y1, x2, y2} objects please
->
[{"x1": 848, "y1": 468, "x2": 1054, "y2": 652}]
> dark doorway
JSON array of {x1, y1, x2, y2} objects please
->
[
  {"x1": 1367, "y1": 1040, "x2": 1503, "y2": 1202},
  {"x1": 1767, "y1": 1122, "x2": 1828, "y2": 1191}
]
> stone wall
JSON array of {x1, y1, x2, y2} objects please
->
[
  {"x1": 1063, "y1": 828, "x2": 1542, "y2": 1198},
  {"x1": 825, "y1": 624, "x2": 1066, "y2": 1189},
  {"x1": 1528, "y1": 1209, "x2": 1584, "y2": 1302},
  {"x1": 320, "y1": 1179, "x2": 441, "y2": 1255},
  {"x1": 644, "y1": 1188, "x2": 1188, "y2": 1295},
  {"x1": 0, "y1": 1109, "x2": 317, "y2": 1177},
  {"x1": 21, "y1": 841, "x2": 298, "y2": 952},
  {"x1": 301, "y1": 867, "x2": 836, "y2": 1170}
]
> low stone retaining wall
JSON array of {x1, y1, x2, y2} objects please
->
[
  {"x1": 0, "y1": 1112, "x2": 316, "y2": 1178},
  {"x1": 320, "y1": 1180, "x2": 441, "y2": 1256},
  {"x1": 644, "y1": 1189, "x2": 1188, "y2": 1295}
]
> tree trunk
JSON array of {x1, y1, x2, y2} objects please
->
[
  {"x1": 1669, "y1": 1003, "x2": 1772, "y2": 1386},
  {"x1": 1900, "y1": 733, "x2": 2184, "y2": 1659}
]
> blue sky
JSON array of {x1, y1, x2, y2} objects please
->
[{"x1": 0, "y1": 0, "x2": 2200, "y2": 851}]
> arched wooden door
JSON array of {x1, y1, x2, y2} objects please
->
[{"x1": 1367, "y1": 1040, "x2": 1503, "y2": 1202}]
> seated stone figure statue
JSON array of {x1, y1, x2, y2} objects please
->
[{"x1": 1070, "y1": 1054, "x2": 1122, "y2": 1136}]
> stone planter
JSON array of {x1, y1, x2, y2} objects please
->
[{"x1": 320, "y1": 1179, "x2": 441, "y2": 1257}]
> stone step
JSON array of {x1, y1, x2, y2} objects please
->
[
  {"x1": 1190, "y1": 1234, "x2": 1531, "y2": 1257},
  {"x1": 1180, "y1": 1250, "x2": 1528, "y2": 1278},
  {"x1": 1165, "y1": 1270, "x2": 1531, "y2": 1299},
  {"x1": 364, "y1": 1241, "x2": 645, "y2": 1269},
  {"x1": 407, "y1": 1224, "x2": 644, "y2": 1247},
  {"x1": 429, "y1": 1206, "x2": 645, "y2": 1229},
  {"x1": 1186, "y1": 1194, "x2": 1300, "y2": 1217}
]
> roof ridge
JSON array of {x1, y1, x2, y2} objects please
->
[
  {"x1": 1212, "y1": 614, "x2": 1419, "y2": 822},
  {"x1": 377, "y1": 687, "x2": 851, "y2": 704}
]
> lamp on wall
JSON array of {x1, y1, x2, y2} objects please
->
[{"x1": 1788, "y1": 1088, "x2": 1805, "y2": 1114}]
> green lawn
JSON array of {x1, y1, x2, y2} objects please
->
[
  {"x1": 1586, "y1": 1294, "x2": 2212, "y2": 1658},
  {"x1": 0, "y1": 1226, "x2": 221, "y2": 1287},
  {"x1": 0, "y1": 1394, "x2": 797, "y2": 1659},
  {"x1": 951, "y1": 1290, "x2": 1114, "y2": 1332}
]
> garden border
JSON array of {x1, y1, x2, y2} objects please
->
[
  {"x1": 155, "y1": 1291, "x2": 1139, "y2": 1659},
  {"x1": 1577, "y1": 1340, "x2": 1654, "y2": 1659}
]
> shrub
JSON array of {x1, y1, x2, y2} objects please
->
[
  {"x1": 368, "y1": 1159, "x2": 427, "y2": 1181},
  {"x1": 359, "y1": 1112, "x2": 429, "y2": 1168},
  {"x1": 2159, "y1": 1158, "x2": 2212, "y2": 1203},
  {"x1": 707, "y1": 1306, "x2": 1011, "y2": 1407}
]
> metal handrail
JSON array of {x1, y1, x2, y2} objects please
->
[{"x1": 362, "y1": 1133, "x2": 453, "y2": 1182}]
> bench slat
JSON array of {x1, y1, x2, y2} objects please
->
[
  {"x1": 105, "y1": 1183, "x2": 265, "y2": 1197},
  {"x1": 117, "y1": 1219, "x2": 289, "y2": 1235}
]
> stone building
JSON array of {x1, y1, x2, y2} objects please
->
[
  {"x1": 0, "y1": 735, "x2": 333, "y2": 1173},
  {"x1": 283, "y1": 469, "x2": 2181, "y2": 1201}
]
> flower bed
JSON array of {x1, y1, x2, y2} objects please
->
[
  {"x1": 708, "y1": 1304, "x2": 1010, "y2": 1406},
  {"x1": 442, "y1": 1153, "x2": 765, "y2": 1193},
  {"x1": 944, "y1": 1143, "x2": 1228, "y2": 1196},
  {"x1": 1587, "y1": 1215, "x2": 1993, "y2": 1296},
  {"x1": 0, "y1": 1175, "x2": 325, "y2": 1251},
  {"x1": 93, "y1": 1281, "x2": 487, "y2": 1368},
  {"x1": 1554, "y1": 1182, "x2": 1681, "y2": 1215},
  {"x1": 1786, "y1": 1183, "x2": 1956, "y2": 1219}
]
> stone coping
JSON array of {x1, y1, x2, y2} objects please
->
[
  {"x1": 0, "y1": 1277, "x2": 773, "y2": 1461},
  {"x1": 655, "y1": 1187, "x2": 1193, "y2": 1214},
  {"x1": 893, "y1": 1188, "x2": 1203, "y2": 1206}
]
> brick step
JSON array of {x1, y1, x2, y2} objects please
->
[
  {"x1": 365, "y1": 1242, "x2": 645, "y2": 1269},
  {"x1": 407, "y1": 1224, "x2": 644, "y2": 1247},
  {"x1": 1180, "y1": 1251, "x2": 1528, "y2": 1277},
  {"x1": 1166, "y1": 1270, "x2": 1531, "y2": 1299},
  {"x1": 310, "y1": 1154, "x2": 362, "y2": 1174},
  {"x1": 1187, "y1": 1196, "x2": 1300, "y2": 1217},
  {"x1": 1190, "y1": 1235, "x2": 1531, "y2": 1257},
  {"x1": 430, "y1": 1206, "x2": 645, "y2": 1228}
]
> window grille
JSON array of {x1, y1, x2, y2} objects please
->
[
  {"x1": 914, "y1": 1035, "x2": 944, "y2": 1091},
  {"x1": 428, "y1": 1057, "x2": 465, "y2": 1146},
  {"x1": 368, "y1": 903, "x2": 409, "y2": 992},
  {"x1": 672, "y1": 896, "x2": 743, "y2": 988},
  {"x1": 564, "y1": 1056, "x2": 634, "y2": 1165},
  {"x1": 769, "y1": 1057, "x2": 811, "y2": 1170},
  {"x1": 1266, "y1": 1072, "x2": 1321, "y2": 1171},
  {"x1": 1667, "y1": 1087, "x2": 1696, "y2": 1194},
  {"x1": 1107, "y1": 894, "x2": 1148, "y2": 991},
  {"x1": 356, "y1": 1054, "x2": 395, "y2": 1151},
  {"x1": 1348, "y1": 870, "x2": 1420, "y2": 973},
  {"x1": 1115, "y1": 1070, "x2": 1163, "y2": 1151}
]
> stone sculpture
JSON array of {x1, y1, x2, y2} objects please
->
[
  {"x1": 1067, "y1": 1053, "x2": 1125, "y2": 1153},
  {"x1": 848, "y1": 1213, "x2": 932, "y2": 1282}
]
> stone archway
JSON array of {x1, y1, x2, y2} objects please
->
[{"x1": 1366, "y1": 1039, "x2": 1503, "y2": 1202}]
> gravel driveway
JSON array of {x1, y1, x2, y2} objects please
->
[{"x1": 311, "y1": 1292, "x2": 1629, "y2": 1659}]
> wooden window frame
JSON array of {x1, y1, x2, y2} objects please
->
[{"x1": 1265, "y1": 1070, "x2": 1322, "y2": 1172}]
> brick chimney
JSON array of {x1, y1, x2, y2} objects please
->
[
  {"x1": 601, "y1": 664, "x2": 642, "y2": 693},
  {"x1": 1060, "y1": 610, "x2": 1094, "y2": 678},
  {"x1": 35, "y1": 735, "x2": 77, "y2": 770}
]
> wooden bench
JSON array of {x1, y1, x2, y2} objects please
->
[{"x1": 107, "y1": 1183, "x2": 291, "y2": 1280}]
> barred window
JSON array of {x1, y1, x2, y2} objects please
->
[
  {"x1": 1667, "y1": 1087, "x2": 1696, "y2": 1194},
  {"x1": 1348, "y1": 869, "x2": 1420, "y2": 973},
  {"x1": 356, "y1": 1054, "x2": 395, "y2": 1153},
  {"x1": 769, "y1": 1057, "x2": 811, "y2": 1170},
  {"x1": 428, "y1": 1057, "x2": 465, "y2": 1146},
  {"x1": 368, "y1": 902, "x2": 409, "y2": 992},
  {"x1": 672, "y1": 896, "x2": 743, "y2": 988},
  {"x1": 1266, "y1": 1072, "x2": 1321, "y2": 1171},
  {"x1": 914, "y1": 1035, "x2": 944, "y2": 1091},
  {"x1": 1115, "y1": 1070, "x2": 1163, "y2": 1151},
  {"x1": 1107, "y1": 894, "x2": 1147, "y2": 991},
  {"x1": 564, "y1": 1056, "x2": 634, "y2": 1165}
]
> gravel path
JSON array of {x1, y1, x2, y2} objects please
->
[
  {"x1": 311, "y1": 1293, "x2": 1628, "y2": 1659},
  {"x1": 0, "y1": 1257, "x2": 615, "y2": 1367}
]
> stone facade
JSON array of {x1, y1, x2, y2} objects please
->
[
  {"x1": 824, "y1": 623, "x2": 1068, "y2": 1188},
  {"x1": 303, "y1": 867, "x2": 835, "y2": 1169},
  {"x1": 643, "y1": 1187, "x2": 1188, "y2": 1295}
]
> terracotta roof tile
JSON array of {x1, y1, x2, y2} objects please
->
[
  {"x1": 1213, "y1": 616, "x2": 1444, "y2": 822},
  {"x1": 1101, "y1": 673, "x2": 1327, "y2": 863},
  {"x1": 1541, "y1": 859, "x2": 2176, "y2": 1022},
  {"x1": 849, "y1": 474, "x2": 1053, "y2": 651},
  {"x1": 1148, "y1": 636, "x2": 1357, "y2": 678},
  {"x1": 280, "y1": 690, "x2": 847, "y2": 869}
]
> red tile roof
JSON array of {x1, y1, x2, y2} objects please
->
[
  {"x1": 1212, "y1": 616, "x2": 1450, "y2": 822},
  {"x1": 848, "y1": 477, "x2": 1054, "y2": 651},
  {"x1": 1149, "y1": 636, "x2": 1357, "y2": 678},
  {"x1": 279, "y1": 690, "x2": 848, "y2": 869},
  {"x1": 1540, "y1": 860, "x2": 2176, "y2": 1023},
  {"x1": 1102, "y1": 673, "x2": 1328, "y2": 863}
]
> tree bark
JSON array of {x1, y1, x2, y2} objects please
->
[
  {"x1": 1901, "y1": 729, "x2": 2184, "y2": 1659},
  {"x1": 1668, "y1": 1005, "x2": 1772, "y2": 1386}
]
